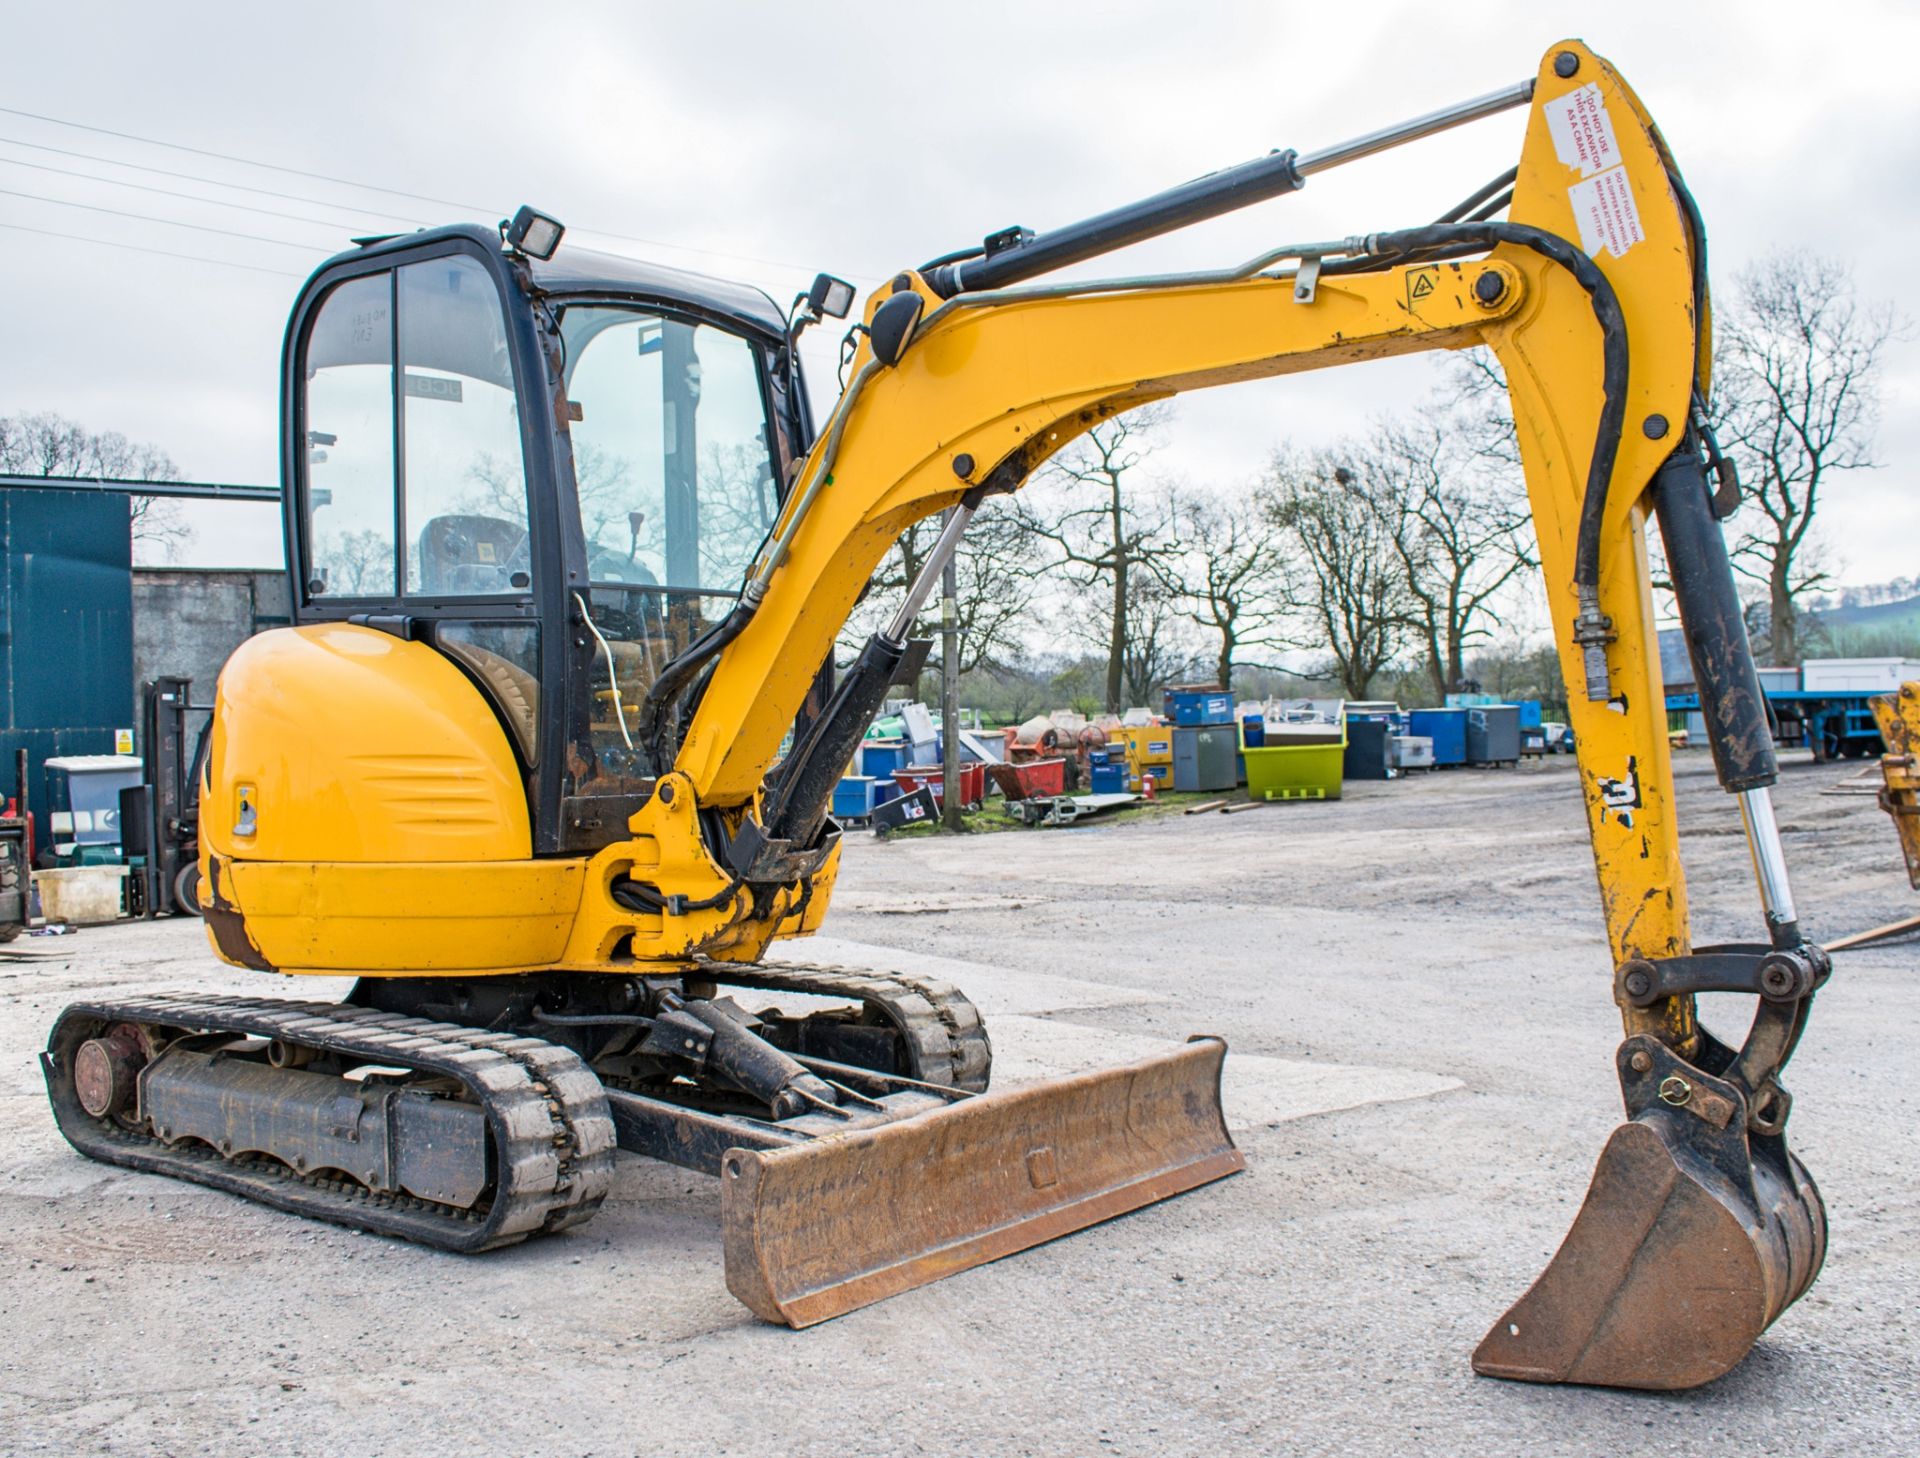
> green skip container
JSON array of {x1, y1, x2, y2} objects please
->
[{"x1": 1241, "y1": 720, "x2": 1346, "y2": 801}]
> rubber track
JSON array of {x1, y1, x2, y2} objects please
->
[
  {"x1": 43, "y1": 993, "x2": 616, "y2": 1253},
  {"x1": 705, "y1": 960, "x2": 992, "y2": 1093}
]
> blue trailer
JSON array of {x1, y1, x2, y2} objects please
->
[{"x1": 1665, "y1": 659, "x2": 1916, "y2": 762}]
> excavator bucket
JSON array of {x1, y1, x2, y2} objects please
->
[
  {"x1": 721, "y1": 1036, "x2": 1244, "y2": 1327},
  {"x1": 1474, "y1": 1037, "x2": 1826, "y2": 1390}
]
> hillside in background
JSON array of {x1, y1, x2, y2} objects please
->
[
  {"x1": 1816, "y1": 592, "x2": 1920, "y2": 632},
  {"x1": 1806, "y1": 592, "x2": 1920, "y2": 658}
]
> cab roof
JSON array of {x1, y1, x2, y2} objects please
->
[
  {"x1": 528, "y1": 241, "x2": 788, "y2": 338},
  {"x1": 332, "y1": 223, "x2": 789, "y2": 340}
]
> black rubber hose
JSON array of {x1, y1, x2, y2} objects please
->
[
  {"x1": 610, "y1": 874, "x2": 740, "y2": 915},
  {"x1": 1433, "y1": 167, "x2": 1518, "y2": 226},
  {"x1": 637, "y1": 598, "x2": 756, "y2": 768},
  {"x1": 1363, "y1": 221, "x2": 1628, "y2": 595},
  {"x1": 918, "y1": 242, "x2": 986, "y2": 272},
  {"x1": 1467, "y1": 189, "x2": 1515, "y2": 223},
  {"x1": 1661, "y1": 159, "x2": 1709, "y2": 353}
]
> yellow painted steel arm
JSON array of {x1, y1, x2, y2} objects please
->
[
  {"x1": 676, "y1": 261, "x2": 1522, "y2": 794},
  {"x1": 672, "y1": 41, "x2": 1704, "y2": 1024}
]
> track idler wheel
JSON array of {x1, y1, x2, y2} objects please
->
[
  {"x1": 72, "y1": 1023, "x2": 148, "y2": 1119},
  {"x1": 1474, "y1": 1033, "x2": 1825, "y2": 1391}
]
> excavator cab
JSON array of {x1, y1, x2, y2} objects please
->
[
  {"x1": 47, "y1": 218, "x2": 1246, "y2": 1324},
  {"x1": 285, "y1": 228, "x2": 814, "y2": 851}
]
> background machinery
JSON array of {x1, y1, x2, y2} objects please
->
[
  {"x1": 43, "y1": 41, "x2": 1831, "y2": 1386},
  {"x1": 1, "y1": 751, "x2": 27, "y2": 941},
  {"x1": 1870, "y1": 682, "x2": 1920, "y2": 890},
  {"x1": 121, "y1": 675, "x2": 211, "y2": 920},
  {"x1": 1826, "y1": 680, "x2": 1920, "y2": 951}
]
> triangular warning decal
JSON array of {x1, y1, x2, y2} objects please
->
[{"x1": 1410, "y1": 272, "x2": 1435, "y2": 300}]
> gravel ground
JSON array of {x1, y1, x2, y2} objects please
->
[{"x1": 0, "y1": 750, "x2": 1913, "y2": 1456}]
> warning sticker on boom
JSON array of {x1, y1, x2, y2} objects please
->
[
  {"x1": 1567, "y1": 167, "x2": 1645, "y2": 259},
  {"x1": 1544, "y1": 83, "x2": 1622, "y2": 177}
]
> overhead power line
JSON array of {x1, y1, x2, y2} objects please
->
[
  {"x1": 0, "y1": 103, "x2": 484, "y2": 214},
  {"x1": 0, "y1": 186, "x2": 329, "y2": 251},
  {"x1": 0, "y1": 133, "x2": 429, "y2": 224},
  {"x1": 0, "y1": 104, "x2": 883, "y2": 279},
  {"x1": 0, "y1": 221, "x2": 304, "y2": 277},
  {"x1": 0, "y1": 155, "x2": 378, "y2": 232}
]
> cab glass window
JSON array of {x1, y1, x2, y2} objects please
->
[
  {"x1": 437, "y1": 621, "x2": 541, "y2": 763},
  {"x1": 558, "y1": 307, "x2": 777, "y2": 764},
  {"x1": 302, "y1": 273, "x2": 396, "y2": 598},
  {"x1": 399, "y1": 257, "x2": 531, "y2": 596},
  {"x1": 560, "y1": 308, "x2": 776, "y2": 593}
]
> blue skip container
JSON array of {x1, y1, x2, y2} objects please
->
[
  {"x1": 1408, "y1": 708, "x2": 1468, "y2": 766},
  {"x1": 1166, "y1": 689, "x2": 1235, "y2": 726}
]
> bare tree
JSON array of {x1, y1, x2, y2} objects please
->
[
  {"x1": 470, "y1": 441, "x2": 639, "y2": 573},
  {"x1": 0, "y1": 409, "x2": 192, "y2": 558},
  {"x1": 1262, "y1": 449, "x2": 1409, "y2": 700},
  {"x1": 697, "y1": 440, "x2": 778, "y2": 587},
  {"x1": 325, "y1": 529, "x2": 394, "y2": 595},
  {"x1": 1710, "y1": 254, "x2": 1900, "y2": 664},
  {"x1": 1461, "y1": 637, "x2": 1570, "y2": 716},
  {"x1": 848, "y1": 499, "x2": 1041, "y2": 678},
  {"x1": 1445, "y1": 350, "x2": 1522, "y2": 469},
  {"x1": 1361, "y1": 419, "x2": 1534, "y2": 699},
  {"x1": 1017, "y1": 406, "x2": 1180, "y2": 712},
  {"x1": 1119, "y1": 572, "x2": 1206, "y2": 708},
  {"x1": 1167, "y1": 488, "x2": 1293, "y2": 690}
]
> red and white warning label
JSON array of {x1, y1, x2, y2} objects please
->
[
  {"x1": 1568, "y1": 167, "x2": 1645, "y2": 259},
  {"x1": 1544, "y1": 83, "x2": 1622, "y2": 177}
]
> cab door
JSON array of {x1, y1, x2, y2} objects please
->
[{"x1": 284, "y1": 237, "x2": 569, "y2": 848}]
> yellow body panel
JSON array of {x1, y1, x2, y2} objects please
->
[
  {"x1": 200, "y1": 623, "x2": 838, "y2": 976},
  {"x1": 203, "y1": 622, "x2": 531, "y2": 864},
  {"x1": 216, "y1": 858, "x2": 585, "y2": 974},
  {"x1": 1871, "y1": 683, "x2": 1920, "y2": 888}
]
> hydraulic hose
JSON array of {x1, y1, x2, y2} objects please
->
[
  {"x1": 1362, "y1": 221, "x2": 1626, "y2": 598},
  {"x1": 637, "y1": 597, "x2": 756, "y2": 768},
  {"x1": 1363, "y1": 221, "x2": 1629, "y2": 698},
  {"x1": 611, "y1": 872, "x2": 740, "y2": 917}
]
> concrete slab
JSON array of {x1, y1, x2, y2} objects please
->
[
  {"x1": 986, "y1": 1013, "x2": 1462, "y2": 1130},
  {"x1": 766, "y1": 933, "x2": 1169, "y2": 1016},
  {"x1": 2, "y1": 755, "x2": 1915, "y2": 1455}
]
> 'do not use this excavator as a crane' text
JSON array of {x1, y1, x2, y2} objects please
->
[{"x1": 44, "y1": 40, "x2": 1831, "y2": 1390}]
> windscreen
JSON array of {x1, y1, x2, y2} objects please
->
[{"x1": 558, "y1": 305, "x2": 778, "y2": 767}]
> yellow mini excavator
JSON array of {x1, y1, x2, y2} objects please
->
[{"x1": 45, "y1": 40, "x2": 1831, "y2": 1387}]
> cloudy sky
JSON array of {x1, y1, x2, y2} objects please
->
[{"x1": 2, "y1": 0, "x2": 1915, "y2": 588}]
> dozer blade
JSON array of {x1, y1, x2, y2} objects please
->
[
  {"x1": 1474, "y1": 1036, "x2": 1825, "y2": 1391},
  {"x1": 721, "y1": 1035, "x2": 1244, "y2": 1327}
]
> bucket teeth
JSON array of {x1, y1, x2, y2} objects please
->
[
  {"x1": 722, "y1": 1036, "x2": 1244, "y2": 1327},
  {"x1": 1475, "y1": 1039, "x2": 1825, "y2": 1391}
]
